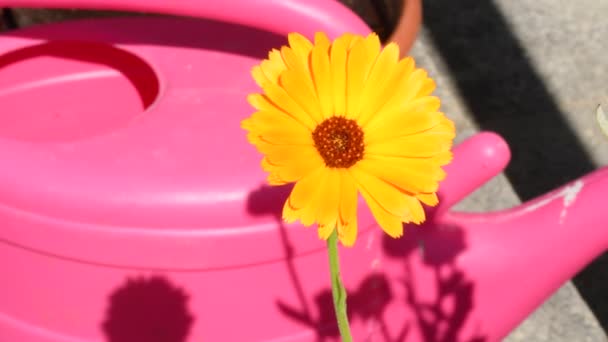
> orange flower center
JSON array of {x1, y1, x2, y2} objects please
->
[{"x1": 312, "y1": 117, "x2": 364, "y2": 168}]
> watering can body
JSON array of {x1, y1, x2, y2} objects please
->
[{"x1": 0, "y1": 1, "x2": 606, "y2": 341}]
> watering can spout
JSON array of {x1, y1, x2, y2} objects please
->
[
  {"x1": 455, "y1": 163, "x2": 608, "y2": 272},
  {"x1": 505, "y1": 170, "x2": 605, "y2": 242},
  {"x1": 417, "y1": 131, "x2": 608, "y2": 340},
  {"x1": 438, "y1": 130, "x2": 608, "y2": 265},
  {"x1": 489, "y1": 164, "x2": 608, "y2": 270}
]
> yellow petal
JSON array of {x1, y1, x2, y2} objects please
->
[
  {"x1": 247, "y1": 94, "x2": 316, "y2": 130},
  {"x1": 283, "y1": 199, "x2": 299, "y2": 221},
  {"x1": 366, "y1": 120, "x2": 455, "y2": 158},
  {"x1": 394, "y1": 68, "x2": 429, "y2": 103},
  {"x1": 286, "y1": 167, "x2": 326, "y2": 210},
  {"x1": 338, "y1": 169, "x2": 359, "y2": 246},
  {"x1": 363, "y1": 33, "x2": 381, "y2": 55},
  {"x1": 283, "y1": 167, "x2": 326, "y2": 224},
  {"x1": 268, "y1": 173, "x2": 284, "y2": 186},
  {"x1": 364, "y1": 67, "x2": 432, "y2": 129},
  {"x1": 318, "y1": 223, "x2": 335, "y2": 240},
  {"x1": 330, "y1": 36, "x2": 348, "y2": 116},
  {"x1": 358, "y1": 56, "x2": 416, "y2": 126},
  {"x1": 281, "y1": 46, "x2": 308, "y2": 73},
  {"x1": 246, "y1": 133, "x2": 263, "y2": 146},
  {"x1": 344, "y1": 41, "x2": 367, "y2": 118},
  {"x1": 263, "y1": 158, "x2": 292, "y2": 185},
  {"x1": 259, "y1": 49, "x2": 286, "y2": 84},
  {"x1": 336, "y1": 33, "x2": 361, "y2": 50},
  {"x1": 314, "y1": 32, "x2": 331, "y2": 51},
  {"x1": 366, "y1": 135, "x2": 452, "y2": 158},
  {"x1": 394, "y1": 56, "x2": 416, "y2": 81},
  {"x1": 338, "y1": 219, "x2": 358, "y2": 246},
  {"x1": 417, "y1": 78, "x2": 436, "y2": 98},
  {"x1": 262, "y1": 146, "x2": 324, "y2": 184},
  {"x1": 299, "y1": 169, "x2": 332, "y2": 226},
  {"x1": 311, "y1": 45, "x2": 333, "y2": 119},
  {"x1": 252, "y1": 65, "x2": 269, "y2": 88},
  {"x1": 352, "y1": 168, "x2": 404, "y2": 237},
  {"x1": 417, "y1": 193, "x2": 438, "y2": 206},
  {"x1": 432, "y1": 151, "x2": 454, "y2": 166},
  {"x1": 357, "y1": 43, "x2": 400, "y2": 125},
  {"x1": 339, "y1": 169, "x2": 358, "y2": 226},
  {"x1": 365, "y1": 97, "x2": 444, "y2": 143},
  {"x1": 403, "y1": 195, "x2": 426, "y2": 224},
  {"x1": 350, "y1": 166, "x2": 409, "y2": 217},
  {"x1": 279, "y1": 70, "x2": 323, "y2": 122},
  {"x1": 314, "y1": 168, "x2": 341, "y2": 227},
  {"x1": 367, "y1": 197, "x2": 403, "y2": 237},
  {"x1": 287, "y1": 33, "x2": 313, "y2": 60},
  {"x1": 356, "y1": 157, "x2": 442, "y2": 194},
  {"x1": 260, "y1": 144, "x2": 318, "y2": 164},
  {"x1": 279, "y1": 47, "x2": 322, "y2": 123},
  {"x1": 261, "y1": 81, "x2": 320, "y2": 129},
  {"x1": 370, "y1": 155, "x2": 447, "y2": 180},
  {"x1": 345, "y1": 34, "x2": 381, "y2": 119},
  {"x1": 242, "y1": 111, "x2": 311, "y2": 145}
]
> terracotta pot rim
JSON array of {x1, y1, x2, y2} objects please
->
[{"x1": 386, "y1": 0, "x2": 422, "y2": 55}]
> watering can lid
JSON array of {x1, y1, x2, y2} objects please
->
[{"x1": 0, "y1": 12, "x2": 372, "y2": 269}]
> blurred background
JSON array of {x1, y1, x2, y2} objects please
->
[{"x1": 1, "y1": 0, "x2": 607, "y2": 340}]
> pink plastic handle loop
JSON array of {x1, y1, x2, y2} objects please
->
[{"x1": 0, "y1": 0, "x2": 372, "y2": 38}]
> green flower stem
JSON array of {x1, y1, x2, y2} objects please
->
[{"x1": 327, "y1": 229, "x2": 353, "y2": 341}]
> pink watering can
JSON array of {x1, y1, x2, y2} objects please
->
[{"x1": 0, "y1": 0, "x2": 605, "y2": 341}]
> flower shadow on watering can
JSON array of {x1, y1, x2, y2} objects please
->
[
  {"x1": 247, "y1": 184, "x2": 344, "y2": 341},
  {"x1": 383, "y1": 220, "x2": 487, "y2": 342},
  {"x1": 247, "y1": 184, "x2": 487, "y2": 342},
  {"x1": 182, "y1": 115, "x2": 605, "y2": 341},
  {"x1": 245, "y1": 132, "x2": 513, "y2": 341},
  {"x1": 274, "y1": 273, "x2": 401, "y2": 342},
  {"x1": 102, "y1": 275, "x2": 195, "y2": 342}
]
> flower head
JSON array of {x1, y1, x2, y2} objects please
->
[{"x1": 242, "y1": 32, "x2": 455, "y2": 246}]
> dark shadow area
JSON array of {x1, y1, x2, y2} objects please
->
[
  {"x1": 102, "y1": 275, "x2": 194, "y2": 342},
  {"x1": 2, "y1": 15, "x2": 286, "y2": 60},
  {"x1": 340, "y1": 0, "x2": 401, "y2": 40},
  {"x1": 422, "y1": 0, "x2": 595, "y2": 200},
  {"x1": 247, "y1": 183, "x2": 293, "y2": 220},
  {"x1": 1, "y1": 8, "x2": 17, "y2": 30},
  {"x1": 572, "y1": 253, "x2": 608, "y2": 331},
  {"x1": 421, "y1": 0, "x2": 607, "y2": 331}
]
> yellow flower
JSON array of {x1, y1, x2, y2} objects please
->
[{"x1": 242, "y1": 32, "x2": 455, "y2": 246}]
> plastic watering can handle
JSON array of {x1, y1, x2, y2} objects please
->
[{"x1": 0, "y1": 0, "x2": 371, "y2": 37}]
